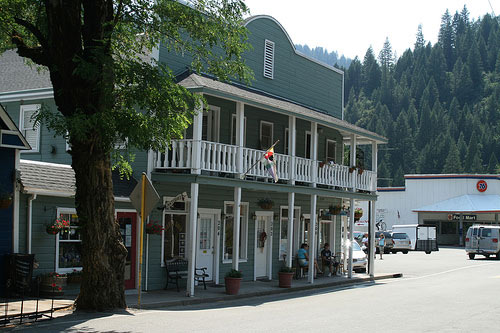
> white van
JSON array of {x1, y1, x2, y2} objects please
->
[{"x1": 465, "y1": 225, "x2": 500, "y2": 259}]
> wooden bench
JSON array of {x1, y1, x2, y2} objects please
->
[{"x1": 164, "y1": 259, "x2": 208, "y2": 292}]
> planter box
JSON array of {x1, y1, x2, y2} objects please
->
[{"x1": 40, "y1": 275, "x2": 67, "y2": 297}]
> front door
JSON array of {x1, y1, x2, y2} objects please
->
[
  {"x1": 118, "y1": 212, "x2": 137, "y2": 289},
  {"x1": 197, "y1": 213, "x2": 215, "y2": 280},
  {"x1": 255, "y1": 213, "x2": 272, "y2": 278}
]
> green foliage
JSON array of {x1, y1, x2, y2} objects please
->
[{"x1": 225, "y1": 269, "x2": 243, "y2": 278}]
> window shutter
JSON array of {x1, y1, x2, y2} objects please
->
[
  {"x1": 263, "y1": 39, "x2": 275, "y2": 79},
  {"x1": 21, "y1": 105, "x2": 40, "y2": 151}
]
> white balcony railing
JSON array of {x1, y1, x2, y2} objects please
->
[{"x1": 154, "y1": 140, "x2": 377, "y2": 192}]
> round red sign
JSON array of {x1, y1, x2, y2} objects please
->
[{"x1": 477, "y1": 180, "x2": 487, "y2": 192}]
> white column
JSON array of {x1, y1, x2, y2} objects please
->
[
  {"x1": 187, "y1": 183, "x2": 199, "y2": 297},
  {"x1": 27, "y1": 194, "x2": 37, "y2": 253},
  {"x1": 348, "y1": 198, "x2": 355, "y2": 278},
  {"x1": 236, "y1": 101, "x2": 244, "y2": 175},
  {"x1": 13, "y1": 149, "x2": 20, "y2": 253},
  {"x1": 287, "y1": 192, "x2": 295, "y2": 267},
  {"x1": 233, "y1": 187, "x2": 241, "y2": 270},
  {"x1": 369, "y1": 201, "x2": 376, "y2": 277},
  {"x1": 191, "y1": 99, "x2": 203, "y2": 174},
  {"x1": 372, "y1": 141, "x2": 378, "y2": 191},
  {"x1": 308, "y1": 194, "x2": 317, "y2": 284},
  {"x1": 311, "y1": 122, "x2": 318, "y2": 186},
  {"x1": 288, "y1": 116, "x2": 296, "y2": 184},
  {"x1": 350, "y1": 134, "x2": 357, "y2": 191}
]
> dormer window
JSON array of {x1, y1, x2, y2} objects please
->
[{"x1": 263, "y1": 39, "x2": 275, "y2": 79}]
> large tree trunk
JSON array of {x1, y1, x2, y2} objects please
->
[{"x1": 72, "y1": 141, "x2": 127, "y2": 311}]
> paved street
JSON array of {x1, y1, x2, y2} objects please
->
[{"x1": 8, "y1": 247, "x2": 500, "y2": 332}]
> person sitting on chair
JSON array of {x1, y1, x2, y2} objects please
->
[
  {"x1": 321, "y1": 243, "x2": 336, "y2": 276},
  {"x1": 297, "y1": 243, "x2": 322, "y2": 276}
]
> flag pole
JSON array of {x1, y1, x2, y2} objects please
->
[{"x1": 240, "y1": 140, "x2": 280, "y2": 179}]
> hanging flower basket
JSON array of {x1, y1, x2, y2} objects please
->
[
  {"x1": 258, "y1": 198, "x2": 274, "y2": 210},
  {"x1": 45, "y1": 215, "x2": 70, "y2": 235},
  {"x1": 145, "y1": 222, "x2": 164, "y2": 235},
  {"x1": 0, "y1": 198, "x2": 13, "y2": 209},
  {"x1": 329, "y1": 205, "x2": 341, "y2": 215},
  {"x1": 46, "y1": 225, "x2": 60, "y2": 235},
  {"x1": 354, "y1": 208, "x2": 363, "y2": 221}
]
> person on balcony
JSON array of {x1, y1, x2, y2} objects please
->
[{"x1": 297, "y1": 243, "x2": 322, "y2": 276}]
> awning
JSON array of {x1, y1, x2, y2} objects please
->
[{"x1": 413, "y1": 194, "x2": 500, "y2": 213}]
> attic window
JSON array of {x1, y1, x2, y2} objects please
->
[{"x1": 263, "y1": 39, "x2": 275, "y2": 79}]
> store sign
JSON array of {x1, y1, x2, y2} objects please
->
[
  {"x1": 448, "y1": 214, "x2": 477, "y2": 221},
  {"x1": 477, "y1": 180, "x2": 487, "y2": 192}
]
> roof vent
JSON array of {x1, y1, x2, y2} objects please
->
[{"x1": 263, "y1": 39, "x2": 275, "y2": 79}]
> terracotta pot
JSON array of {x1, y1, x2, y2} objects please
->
[
  {"x1": 278, "y1": 272, "x2": 294, "y2": 288},
  {"x1": 0, "y1": 198, "x2": 12, "y2": 209},
  {"x1": 224, "y1": 277, "x2": 242, "y2": 295}
]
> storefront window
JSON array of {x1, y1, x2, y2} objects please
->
[
  {"x1": 163, "y1": 214, "x2": 187, "y2": 259},
  {"x1": 223, "y1": 202, "x2": 248, "y2": 261},
  {"x1": 441, "y1": 221, "x2": 457, "y2": 235},
  {"x1": 57, "y1": 211, "x2": 82, "y2": 270}
]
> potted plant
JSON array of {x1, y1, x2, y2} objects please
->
[
  {"x1": 224, "y1": 269, "x2": 243, "y2": 295},
  {"x1": 40, "y1": 272, "x2": 67, "y2": 296},
  {"x1": 354, "y1": 208, "x2": 363, "y2": 220},
  {"x1": 348, "y1": 166, "x2": 356, "y2": 173},
  {"x1": 0, "y1": 192, "x2": 13, "y2": 209},
  {"x1": 357, "y1": 166, "x2": 364, "y2": 175},
  {"x1": 278, "y1": 266, "x2": 294, "y2": 288},
  {"x1": 45, "y1": 215, "x2": 70, "y2": 235},
  {"x1": 257, "y1": 198, "x2": 274, "y2": 210},
  {"x1": 329, "y1": 205, "x2": 341, "y2": 215},
  {"x1": 145, "y1": 221, "x2": 164, "y2": 235}
]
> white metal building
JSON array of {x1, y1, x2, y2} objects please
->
[{"x1": 375, "y1": 174, "x2": 500, "y2": 246}]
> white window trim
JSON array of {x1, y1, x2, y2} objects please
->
[
  {"x1": 279, "y1": 206, "x2": 301, "y2": 261},
  {"x1": 222, "y1": 201, "x2": 249, "y2": 264},
  {"x1": 230, "y1": 114, "x2": 247, "y2": 146},
  {"x1": 55, "y1": 207, "x2": 80, "y2": 274},
  {"x1": 19, "y1": 104, "x2": 41, "y2": 153},
  {"x1": 263, "y1": 39, "x2": 275, "y2": 79},
  {"x1": 305, "y1": 131, "x2": 311, "y2": 159},
  {"x1": 326, "y1": 139, "x2": 337, "y2": 162},
  {"x1": 260, "y1": 121, "x2": 274, "y2": 150},
  {"x1": 160, "y1": 196, "x2": 190, "y2": 267}
]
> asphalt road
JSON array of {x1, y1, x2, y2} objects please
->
[{"x1": 10, "y1": 248, "x2": 500, "y2": 332}]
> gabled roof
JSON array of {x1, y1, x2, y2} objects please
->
[
  {"x1": 0, "y1": 103, "x2": 31, "y2": 150},
  {"x1": 413, "y1": 194, "x2": 500, "y2": 213},
  {"x1": 19, "y1": 159, "x2": 137, "y2": 199},
  {"x1": 178, "y1": 73, "x2": 387, "y2": 144},
  {"x1": 0, "y1": 50, "x2": 52, "y2": 93}
]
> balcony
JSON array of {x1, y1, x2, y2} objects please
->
[{"x1": 154, "y1": 140, "x2": 376, "y2": 192}]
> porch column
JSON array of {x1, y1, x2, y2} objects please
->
[
  {"x1": 287, "y1": 192, "x2": 295, "y2": 267},
  {"x1": 371, "y1": 141, "x2": 378, "y2": 191},
  {"x1": 191, "y1": 99, "x2": 203, "y2": 174},
  {"x1": 187, "y1": 182, "x2": 199, "y2": 297},
  {"x1": 308, "y1": 194, "x2": 317, "y2": 284},
  {"x1": 348, "y1": 197, "x2": 355, "y2": 278},
  {"x1": 236, "y1": 101, "x2": 244, "y2": 175},
  {"x1": 233, "y1": 187, "x2": 242, "y2": 270},
  {"x1": 311, "y1": 122, "x2": 318, "y2": 186},
  {"x1": 350, "y1": 134, "x2": 357, "y2": 191},
  {"x1": 369, "y1": 200, "x2": 376, "y2": 277},
  {"x1": 288, "y1": 116, "x2": 296, "y2": 184}
]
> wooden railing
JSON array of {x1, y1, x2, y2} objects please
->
[{"x1": 154, "y1": 140, "x2": 376, "y2": 192}]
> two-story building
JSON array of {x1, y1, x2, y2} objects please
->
[{"x1": 0, "y1": 15, "x2": 386, "y2": 296}]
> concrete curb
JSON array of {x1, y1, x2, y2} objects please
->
[{"x1": 129, "y1": 273, "x2": 403, "y2": 310}]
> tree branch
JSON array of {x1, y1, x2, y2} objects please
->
[
  {"x1": 11, "y1": 33, "x2": 49, "y2": 66},
  {"x1": 113, "y1": 0, "x2": 124, "y2": 27},
  {"x1": 13, "y1": 17, "x2": 49, "y2": 50}
]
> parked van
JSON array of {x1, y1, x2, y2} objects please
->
[
  {"x1": 465, "y1": 225, "x2": 500, "y2": 259},
  {"x1": 391, "y1": 224, "x2": 438, "y2": 254}
]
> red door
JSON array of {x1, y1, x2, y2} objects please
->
[{"x1": 118, "y1": 212, "x2": 137, "y2": 289}]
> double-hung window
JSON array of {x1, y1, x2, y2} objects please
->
[
  {"x1": 230, "y1": 114, "x2": 247, "y2": 146},
  {"x1": 279, "y1": 206, "x2": 300, "y2": 260},
  {"x1": 326, "y1": 139, "x2": 337, "y2": 162},
  {"x1": 56, "y1": 209, "x2": 82, "y2": 273},
  {"x1": 223, "y1": 201, "x2": 248, "y2": 262},
  {"x1": 260, "y1": 121, "x2": 273, "y2": 150},
  {"x1": 19, "y1": 104, "x2": 40, "y2": 152}
]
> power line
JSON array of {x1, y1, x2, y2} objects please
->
[{"x1": 488, "y1": 0, "x2": 496, "y2": 17}]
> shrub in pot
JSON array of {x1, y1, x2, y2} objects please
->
[
  {"x1": 278, "y1": 266, "x2": 294, "y2": 288},
  {"x1": 224, "y1": 269, "x2": 243, "y2": 295}
]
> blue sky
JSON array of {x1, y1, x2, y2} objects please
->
[{"x1": 244, "y1": 0, "x2": 497, "y2": 59}]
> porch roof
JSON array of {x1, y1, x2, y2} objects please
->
[
  {"x1": 412, "y1": 194, "x2": 500, "y2": 213},
  {"x1": 178, "y1": 73, "x2": 387, "y2": 144},
  {"x1": 19, "y1": 159, "x2": 137, "y2": 199}
]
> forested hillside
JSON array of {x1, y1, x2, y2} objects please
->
[
  {"x1": 342, "y1": 7, "x2": 500, "y2": 186},
  {"x1": 295, "y1": 44, "x2": 352, "y2": 68}
]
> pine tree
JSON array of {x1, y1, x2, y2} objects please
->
[
  {"x1": 443, "y1": 140, "x2": 463, "y2": 173},
  {"x1": 439, "y1": 9, "x2": 455, "y2": 71},
  {"x1": 464, "y1": 131, "x2": 482, "y2": 172},
  {"x1": 415, "y1": 24, "x2": 425, "y2": 50},
  {"x1": 487, "y1": 152, "x2": 498, "y2": 174}
]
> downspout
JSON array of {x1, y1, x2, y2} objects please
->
[{"x1": 27, "y1": 194, "x2": 37, "y2": 253}]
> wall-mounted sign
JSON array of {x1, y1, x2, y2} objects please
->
[
  {"x1": 448, "y1": 214, "x2": 477, "y2": 221},
  {"x1": 477, "y1": 180, "x2": 487, "y2": 192}
]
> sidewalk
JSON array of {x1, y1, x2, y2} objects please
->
[{"x1": 126, "y1": 272, "x2": 402, "y2": 309}]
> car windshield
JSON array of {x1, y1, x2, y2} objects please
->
[
  {"x1": 352, "y1": 242, "x2": 361, "y2": 251},
  {"x1": 392, "y1": 233, "x2": 409, "y2": 239}
]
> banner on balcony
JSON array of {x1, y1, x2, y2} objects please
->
[{"x1": 263, "y1": 147, "x2": 279, "y2": 183}]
